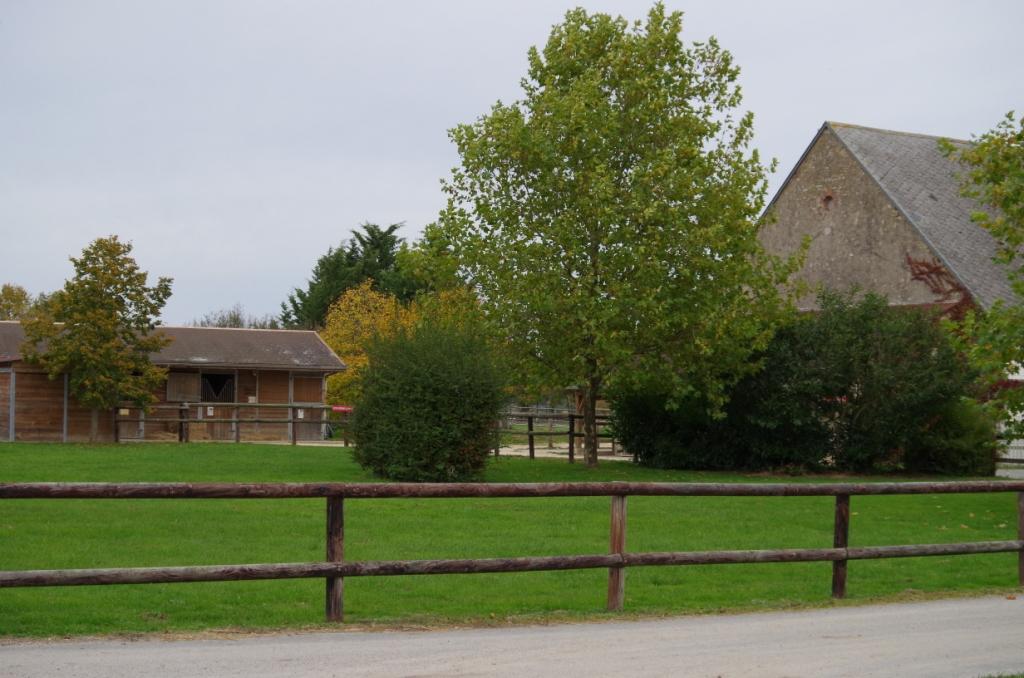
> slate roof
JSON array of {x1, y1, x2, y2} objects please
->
[
  {"x1": 0, "y1": 322, "x2": 345, "y2": 372},
  {"x1": 0, "y1": 322, "x2": 20, "y2": 363},
  {"x1": 826, "y1": 122, "x2": 1017, "y2": 309},
  {"x1": 153, "y1": 326, "x2": 344, "y2": 371}
]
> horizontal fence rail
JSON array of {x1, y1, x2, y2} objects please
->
[
  {"x1": 5, "y1": 480, "x2": 1024, "y2": 498},
  {"x1": 6, "y1": 542, "x2": 1023, "y2": 589},
  {"x1": 2, "y1": 481, "x2": 1023, "y2": 623}
]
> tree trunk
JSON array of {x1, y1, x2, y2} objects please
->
[
  {"x1": 89, "y1": 408, "x2": 98, "y2": 443},
  {"x1": 582, "y1": 373, "x2": 601, "y2": 467}
]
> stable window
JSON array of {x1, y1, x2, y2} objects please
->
[{"x1": 166, "y1": 373, "x2": 200, "y2": 402}]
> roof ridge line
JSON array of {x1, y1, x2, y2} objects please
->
[
  {"x1": 826, "y1": 121, "x2": 971, "y2": 145},
  {"x1": 158, "y1": 325, "x2": 313, "y2": 334}
]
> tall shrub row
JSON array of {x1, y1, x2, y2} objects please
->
[{"x1": 612, "y1": 292, "x2": 999, "y2": 475}]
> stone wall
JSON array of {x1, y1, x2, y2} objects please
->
[{"x1": 760, "y1": 127, "x2": 947, "y2": 310}]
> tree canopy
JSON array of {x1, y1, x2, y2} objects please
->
[
  {"x1": 320, "y1": 280, "x2": 488, "y2": 406},
  {"x1": 194, "y1": 303, "x2": 280, "y2": 329},
  {"x1": 950, "y1": 112, "x2": 1024, "y2": 279},
  {"x1": 436, "y1": 3, "x2": 794, "y2": 465},
  {"x1": 21, "y1": 236, "x2": 172, "y2": 440},
  {"x1": 0, "y1": 284, "x2": 34, "y2": 321},
  {"x1": 280, "y1": 222, "x2": 424, "y2": 328},
  {"x1": 944, "y1": 112, "x2": 1024, "y2": 434},
  {"x1": 320, "y1": 280, "x2": 414, "y2": 406}
]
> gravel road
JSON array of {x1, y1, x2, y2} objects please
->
[{"x1": 3, "y1": 596, "x2": 1023, "y2": 678}]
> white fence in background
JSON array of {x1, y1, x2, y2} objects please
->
[{"x1": 1003, "y1": 437, "x2": 1024, "y2": 462}]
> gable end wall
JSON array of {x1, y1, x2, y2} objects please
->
[{"x1": 760, "y1": 127, "x2": 950, "y2": 310}]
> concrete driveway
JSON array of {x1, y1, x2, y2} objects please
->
[{"x1": 3, "y1": 596, "x2": 1023, "y2": 678}]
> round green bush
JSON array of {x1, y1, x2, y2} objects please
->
[{"x1": 352, "y1": 322, "x2": 506, "y2": 481}]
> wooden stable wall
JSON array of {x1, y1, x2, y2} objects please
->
[
  {"x1": 13, "y1": 369, "x2": 63, "y2": 441},
  {"x1": 293, "y1": 376, "x2": 324, "y2": 441},
  {"x1": 67, "y1": 392, "x2": 114, "y2": 443},
  {"x1": 0, "y1": 369, "x2": 10, "y2": 441},
  {"x1": 2, "y1": 365, "x2": 115, "y2": 442},
  {"x1": 254, "y1": 370, "x2": 289, "y2": 440},
  {"x1": 3, "y1": 363, "x2": 331, "y2": 444},
  {"x1": 293, "y1": 376, "x2": 322, "y2": 403},
  {"x1": 116, "y1": 368, "x2": 327, "y2": 443}
]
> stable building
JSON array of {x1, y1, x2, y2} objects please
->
[{"x1": 0, "y1": 322, "x2": 345, "y2": 443}]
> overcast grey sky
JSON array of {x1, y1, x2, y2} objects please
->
[{"x1": 2, "y1": 0, "x2": 1021, "y2": 323}]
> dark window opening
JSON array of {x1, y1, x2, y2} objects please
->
[
  {"x1": 201, "y1": 374, "x2": 235, "y2": 403},
  {"x1": 822, "y1": 193, "x2": 835, "y2": 210}
]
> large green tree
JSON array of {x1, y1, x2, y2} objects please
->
[
  {"x1": 437, "y1": 4, "x2": 793, "y2": 465},
  {"x1": 280, "y1": 222, "x2": 423, "y2": 328},
  {"x1": 21, "y1": 236, "x2": 173, "y2": 441},
  {"x1": 944, "y1": 113, "x2": 1024, "y2": 435}
]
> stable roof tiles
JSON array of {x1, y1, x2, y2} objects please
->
[{"x1": 0, "y1": 322, "x2": 344, "y2": 372}]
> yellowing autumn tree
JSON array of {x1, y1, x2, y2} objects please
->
[
  {"x1": 320, "y1": 280, "x2": 412, "y2": 405},
  {"x1": 321, "y1": 281, "x2": 489, "y2": 405}
]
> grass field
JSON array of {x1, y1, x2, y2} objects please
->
[{"x1": 0, "y1": 442, "x2": 1020, "y2": 637}]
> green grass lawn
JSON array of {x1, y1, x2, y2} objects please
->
[{"x1": 0, "y1": 442, "x2": 1019, "y2": 637}]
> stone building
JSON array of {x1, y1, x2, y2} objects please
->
[{"x1": 760, "y1": 121, "x2": 1017, "y2": 314}]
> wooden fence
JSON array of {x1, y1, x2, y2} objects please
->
[
  {"x1": 1001, "y1": 433, "x2": 1024, "y2": 464},
  {"x1": 113, "y1": 405, "x2": 611, "y2": 460},
  {"x1": 1, "y1": 480, "x2": 1023, "y2": 622},
  {"x1": 113, "y1": 402, "x2": 337, "y2": 445},
  {"x1": 496, "y1": 412, "x2": 616, "y2": 462}
]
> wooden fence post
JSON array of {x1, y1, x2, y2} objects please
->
[
  {"x1": 527, "y1": 416, "x2": 535, "y2": 460},
  {"x1": 832, "y1": 494, "x2": 850, "y2": 598},
  {"x1": 233, "y1": 407, "x2": 240, "y2": 443},
  {"x1": 290, "y1": 408, "x2": 296, "y2": 446},
  {"x1": 1018, "y1": 492, "x2": 1024, "y2": 587},
  {"x1": 179, "y1": 404, "x2": 190, "y2": 443},
  {"x1": 607, "y1": 495, "x2": 627, "y2": 611},
  {"x1": 326, "y1": 496, "x2": 344, "y2": 621},
  {"x1": 568, "y1": 414, "x2": 576, "y2": 464}
]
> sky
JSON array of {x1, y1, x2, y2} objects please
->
[{"x1": 2, "y1": 0, "x2": 1022, "y2": 324}]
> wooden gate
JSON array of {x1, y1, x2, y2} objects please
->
[{"x1": 201, "y1": 373, "x2": 236, "y2": 441}]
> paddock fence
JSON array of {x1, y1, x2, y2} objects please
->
[
  {"x1": 1, "y1": 480, "x2": 1022, "y2": 622},
  {"x1": 1001, "y1": 435, "x2": 1024, "y2": 464},
  {"x1": 113, "y1": 404, "x2": 619, "y2": 462},
  {"x1": 113, "y1": 402, "x2": 339, "y2": 445},
  {"x1": 496, "y1": 407, "x2": 619, "y2": 462}
]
